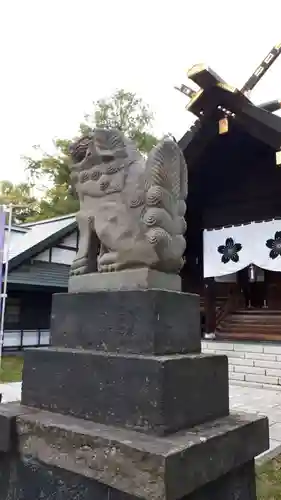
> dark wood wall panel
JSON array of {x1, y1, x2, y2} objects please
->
[{"x1": 183, "y1": 124, "x2": 281, "y2": 290}]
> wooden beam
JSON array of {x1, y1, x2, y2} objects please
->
[{"x1": 204, "y1": 278, "x2": 216, "y2": 333}]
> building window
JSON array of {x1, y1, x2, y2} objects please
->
[{"x1": 4, "y1": 298, "x2": 21, "y2": 326}]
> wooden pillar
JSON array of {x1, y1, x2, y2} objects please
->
[
  {"x1": 204, "y1": 277, "x2": 216, "y2": 333},
  {"x1": 237, "y1": 268, "x2": 248, "y2": 308},
  {"x1": 263, "y1": 270, "x2": 269, "y2": 308}
]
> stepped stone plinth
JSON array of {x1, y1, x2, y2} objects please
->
[{"x1": 0, "y1": 278, "x2": 269, "y2": 499}]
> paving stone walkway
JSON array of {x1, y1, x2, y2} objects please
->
[
  {"x1": 0, "y1": 382, "x2": 22, "y2": 403},
  {"x1": 1, "y1": 382, "x2": 281, "y2": 458},
  {"x1": 229, "y1": 384, "x2": 281, "y2": 457}
]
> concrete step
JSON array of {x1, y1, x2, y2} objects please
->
[
  {"x1": 217, "y1": 307, "x2": 281, "y2": 341},
  {"x1": 234, "y1": 308, "x2": 281, "y2": 315},
  {"x1": 216, "y1": 332, "x2": 281, "y2": 342},
  {"x1": 227, "y1": 317, "x2": 281, "y2": 324},
  {"x1": 219, "y1": 322, "x2": 281, "y2": 330},
  {"x1": 217, "y1": 330, "x2": 281, "y2": 338}
]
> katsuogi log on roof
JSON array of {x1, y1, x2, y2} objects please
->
[{"x1": 178, "y1": 41, "x2": 281, "y2": 164}]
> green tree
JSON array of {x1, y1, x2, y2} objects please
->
[
  {"x1": 23, "y1": 89, "x2": 158, "y2": 221},
  {"x1": 0, "y1": 181, "x2": 38, "y2": 224},
  {"x1": 81, "y1": 89, "x2": 158, "y2": 154}
]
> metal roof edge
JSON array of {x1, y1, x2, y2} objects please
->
[
  {"x1": 8, "y1": 220, "x2": 77, "y2": 272},
  {"x1": 20, "y1": 213, "x2": 76, "y2": 227}
]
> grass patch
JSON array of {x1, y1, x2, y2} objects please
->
[
  {"x1": 0, "y1": 355, "x2": 23, "y2": 383},
  {"x1": 257, "y1": 456, "x2": 281, "y2": 499}
]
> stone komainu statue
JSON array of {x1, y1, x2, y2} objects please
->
[{"x1": 69, "y1": 128, "x2": 188, "y2": 275}]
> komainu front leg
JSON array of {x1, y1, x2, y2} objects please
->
[
  {"x1": 98, "y1": 246, "x2": 121, "y2": 272},
  {"x1": 70, "y1": 213, "x2": 99, "y2": 276}
]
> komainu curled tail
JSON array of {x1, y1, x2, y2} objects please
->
[
  {"x1": 69, "y1": 128, "x2": 188, "y2": 275},
  {"x1": 141, "y1": 136, "x2": 188, "y2": 272}
]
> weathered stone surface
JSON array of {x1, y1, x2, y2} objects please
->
[
  {"x1": 68, "y1": 268, "x2": 181, "y2": 293},
  {"x1": 0, "y1": 403, "x2": 35, "y2": 452},
  {"x1": 51, "y1": 290, "x2": 201, "y2": 355},
  {"x1": 21, "y1": 348, "x2": 229, "y2": 435},
  {"x1": 186, "y1": 461, "x2": 257, "y2": 499},
  {"x1": 15, "y1": 409, "x2": 268, "y2": 500},
  {"x1": 69, "y1": 129, "x2": 187, "y2": 276},
  {"x1": 0, "y1": 454, "x2": 257, "y2": 499},
  {"x1": 0, "y1": 453, "x2": 133, "y2": 500}
]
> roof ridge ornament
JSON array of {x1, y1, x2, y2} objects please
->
[{"x1": 175, "y1": 41, "x2": 281, "y2": 134}]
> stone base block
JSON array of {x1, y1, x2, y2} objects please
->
[
  {"x1": 21, "y1": 348, "x2": 229, "y2": 435},
  {"x1": 0, "y1": 454, "x2": 257, "y2": 500},
  {"x1": 51, "y1": 289, "x2": 201, "y2": 355},
  {"x1": 0, "y1": 403, "x2": 34, "y2": 452},
  {"x1": 68, "y1": 268, "x2": 181, "y2": 293},
  {"x1": 2, "y1": 406, "x2": 266, "y2": 500},
  {"x1": 0, "y1": 455, "x2": 126, "y2": 500}
]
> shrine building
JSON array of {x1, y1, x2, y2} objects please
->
[{"x1": 179, "y1": 66, "x2": 281, "y2": 342}]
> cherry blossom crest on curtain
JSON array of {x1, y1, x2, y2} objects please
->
[{"x1": 203, "y1": 219, "x2": 281, "y2": 278}]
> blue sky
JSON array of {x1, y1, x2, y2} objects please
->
[{"x1": 1, "y1": 0, "x2": 281, "y2": 182}]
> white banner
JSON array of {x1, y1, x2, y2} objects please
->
[{"x1": 203, "y1": 219, "x2": 281, "y2": 278}]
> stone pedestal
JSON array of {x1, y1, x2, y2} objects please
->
[{"x1": 0, "y1": 286, "x2": 269, "y2": 499}]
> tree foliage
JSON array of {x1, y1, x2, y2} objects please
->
[
  {"x1": 22, "y1": 89, "x2": 158, "y2": 222},
  {"x1": 82, "y1": 89, "x2": 158, "y2": 154},
  {"x1": 0, "y1": 181, "x2": 38, "y2": 224}
]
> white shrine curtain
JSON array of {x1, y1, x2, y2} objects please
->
[{"x1": 203, "y1": 219, "x2": 281, "y2": 278}]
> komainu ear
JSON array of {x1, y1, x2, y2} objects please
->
[{"x1": 93, "y1": 129, "x2": 128, "y2": 156}]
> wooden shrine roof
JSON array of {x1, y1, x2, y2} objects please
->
[{"x1": 178, "y1": 67, "x2": 281, "y2": 168}]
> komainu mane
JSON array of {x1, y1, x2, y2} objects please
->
[{"x1": 69, "y1": 128, "x2": 188, "y2": 275}]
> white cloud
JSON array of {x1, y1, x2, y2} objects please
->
[{"x1": 0, "y1": 0, "x2": 281, "y2": 181}]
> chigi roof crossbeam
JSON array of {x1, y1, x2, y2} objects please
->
[
  {"x1": 175, "y1": 41, "x2": 281, "y2": 115},
  {"x1": 177, "y1": 41, "x2": 281, "y2": 165}
]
